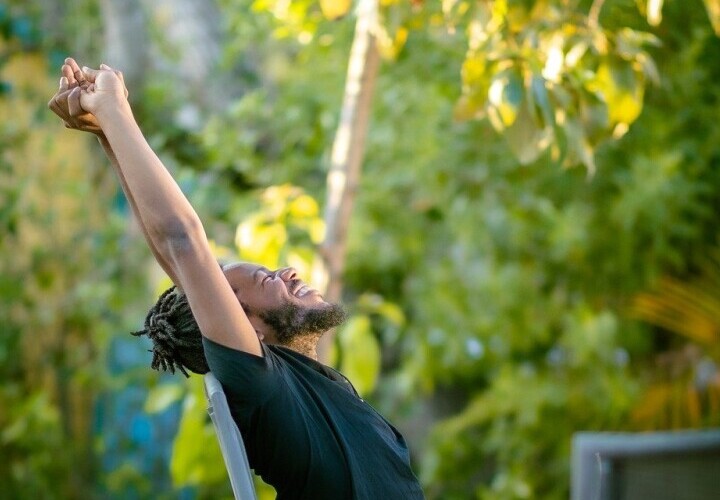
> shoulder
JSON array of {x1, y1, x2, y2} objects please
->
[
  {"x1": 203, "y1": 336, "x2": 274, "y2": 365},
  {"x1": 202, "y1": 337, "x2": 286, "y2": 404}
]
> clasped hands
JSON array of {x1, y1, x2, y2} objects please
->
[{"x1": 47, "y1": 57, "x2": 129, "y2": 136}]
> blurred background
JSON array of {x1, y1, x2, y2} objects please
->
[{"x1": 2, "y1": 0, "x2": 720, "y2": 498}]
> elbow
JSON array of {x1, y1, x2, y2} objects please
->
[{"x1": 155, "y1": 217, "x2": 206, "y2": 256}]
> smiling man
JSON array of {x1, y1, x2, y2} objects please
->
[
  {"x1": 48, "y1": 58, "x2": 424, "y2": 499},
  {"x1": 220, "y1": 263, "x2": 346, "y2": 356}
]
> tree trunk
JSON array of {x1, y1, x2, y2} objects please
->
[{"x1": 317, "y1": 0, "x2": 381, "y2": 362}]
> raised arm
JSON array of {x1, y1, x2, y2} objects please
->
[
  {"x1": 54, "y1": 61, "x2": 261, "y2": 356},
  {"x1": 48, "y1": 62, "x2": 180, "y2": 286}
]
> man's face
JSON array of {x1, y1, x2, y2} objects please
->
[{"x1": 222, "y1": 262, "x2": 345, "y2": 344}]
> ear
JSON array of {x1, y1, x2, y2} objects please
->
[{"x1": 246, "y1": 314, "x2": 268, "y2": 342}]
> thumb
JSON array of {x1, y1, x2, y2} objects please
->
[
  {"x1": 68, "y1": 86, "x2": 84, "y2": 116},
  {"x1": 81, "y1": 66, "x2": 100, "y2": 82},
  {"x1": 101, "y1": 63, "x2": 128, "y2": 98}
]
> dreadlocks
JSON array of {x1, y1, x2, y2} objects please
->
[{"x1": 132, "y1": 286, "x2": 208, "y2": 377}]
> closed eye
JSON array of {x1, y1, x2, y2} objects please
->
[{"x1": 252, "y1": 267, "x2": 272, "y2": 286}]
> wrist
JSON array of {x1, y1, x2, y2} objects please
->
[{"x1": 94, "y1": 101, "x2": 133, "y2": 126}]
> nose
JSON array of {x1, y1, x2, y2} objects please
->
[{"x1": 278, "y1": 267, "x2": 298, "y2": 281}]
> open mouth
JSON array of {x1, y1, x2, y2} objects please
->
[{"x1": 289, "y1": 281, "x2": 314, "y2": 297}]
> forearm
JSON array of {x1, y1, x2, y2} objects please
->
[
  {"x1": 95, "y1": 104, "x2": 205, "y2": 263},
  {"x1": 96, "y1": 135, "x2": 181, "y2": 285}
]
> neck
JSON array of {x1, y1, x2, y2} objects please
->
[{"x1": 281, "y1": 332, "x2": 322, "y2": 360}]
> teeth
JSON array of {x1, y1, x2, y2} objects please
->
[{"x1": 298, "y1": 285, "x2": 316, "y2": 297}]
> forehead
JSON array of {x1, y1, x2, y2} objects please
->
[
  {"x1": 224, "y1": 262, "x2": 264, "y2": 275},
  {"x1": 222, "y1": 262, "x2": 270, "y2": 282}
]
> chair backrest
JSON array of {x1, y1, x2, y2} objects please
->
[
  {"x1": 204, "y1": 372, "x2": 258, "y2": 500},
  {"x1": 571, "y1": 429, "x2": 720, "y2": 500}
]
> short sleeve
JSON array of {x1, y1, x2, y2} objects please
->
[{"x1": 202, "y1": 337, "x2": 284, "y2": 406}]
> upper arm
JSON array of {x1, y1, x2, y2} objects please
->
[
  {"x1": 202, "y1": 337, "x2": 280, "y2": 405},
  {"x1": 164, "y1": 229, "x2": 262, "y2": 357}
]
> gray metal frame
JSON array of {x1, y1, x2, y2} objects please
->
[
  {"x1": 571, "y1": 429, "x2": 720, "y2": 500},
  {"x1": 204, "y1": 372, "x2": 258, "y2": 500}
]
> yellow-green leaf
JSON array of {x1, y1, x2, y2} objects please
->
[
  {"x1": 339, "y1": 315, "x2": 381, "y2": 396},
  {"x1": 503, "y1": 101, "x2": 551, "y2": 164},
  {"x1": 288, "y1": 194, "x2": 319, "y2": 218},
  {"x1": 704, "y1": 0, "x2": 720, "y2": 35},
  {"x1": 320, "y1": 0, "x2": 352, "y2": 20},
  {"x1": 488, "y1": 69, "x2": 524, "y2": 129},
  {"x1": 170, "y1": 378, "x2": 226, "y2": 487},
  {"x1": 647, "y1": 0, "x2": 664, "y2": 26},
  {"x1": 589, "y1": 62, "x2": 644, "y2": 126},
  {"x1": 144, "y1": 384, "x2": 184, "y2": 414}
]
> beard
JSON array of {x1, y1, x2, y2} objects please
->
[{"x1": 259, "y1": 301, "x2": 347, "y2": 344}]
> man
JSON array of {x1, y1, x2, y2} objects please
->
[{"x1": 48, "y1": 58, "x2": 424, "y2": 499}]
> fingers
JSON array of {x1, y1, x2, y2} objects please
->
[
  {"x1": 48, "y1": 94, "x2": 61, "y2": 113},
  {"x1": 52, "y1": 58, "x2": 105, "y2": 135},
  {"x1": 64, "y1": 57, "x2": 89, "y2": 86},
  {"x1": 61, "y1": 63, "x2": 76, "y2": 87},
  {"x1": 48, "y1": 86, "x2": 71, "y2": 116},
  {"x1": 62, "y1": 59, "x2": 129, "y2": 98},
  {"x1": 81, "y1": 65, "x2": 100, "y2": 82},
  {"x1": 56, "y1": 89, "x2": 101, "y2": 133},
  {"x1": 67, "y1": 87, "x2": 83, "y2": 117},
  {"x1": 100, "y1": 63, "x2": 129, "y2": 98}
]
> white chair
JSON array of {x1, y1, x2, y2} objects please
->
[{"x1": 204, "y1": 372, "x2": 258, "y2": 500}]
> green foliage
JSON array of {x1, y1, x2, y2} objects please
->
[
  {"x1": 235, "y1": 184, "x2": 325, "y2": 272},
  {"x1": 451, "y1": 1, "x2": 658, "y2": 171},
  {"x1": 421, "y1": 305, "x2": 639, "y2": 498},
  {"x1": 215, "y1": 2, "x2": 720, "y2": 498},
  {"x1": 0, "y1": 5, "x2": 150, "y2": 498},
  {"x1": 4, "y1": 0, "x2": 720, "y2": 498},
  {"x1": 630, "y1": 248, "x2": 720, "y2": 430},
  {"x1": 144, "y1": 383, "x2": 185, "y2": 414},
  {"x1": 170, "y1": 377, "x2": 228, "y2": 489},
  {"x1": 337, "y1": 315, "x2": 382, "y2": 396},
  {"x1": 1, "y1": 392, "x2": 69, "y2": 499}
]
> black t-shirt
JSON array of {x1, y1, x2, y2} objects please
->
[{"x1": 202, "y1": 337, "x2": 425, "y2": 500}]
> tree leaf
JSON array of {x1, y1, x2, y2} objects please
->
[
  {"x1": 320, "y1": 0, "x2": 352, "y2": 20},
  {"x1": 503, "y1": 100, "x2": 551, "y2": 164},
  {"x1": 703, "y1": 0, "x2": 720, "y2": 35},
  {"x1": 528, "y1": 75, "x2": 553, "y2": 128},
  {"x1": 144, "y1": 383, "x2": 184, "y2": 414},
  {"x1": 339, "y1": 315, "x2": 381, "y2": 396},
  {"x1": 588, "y1": 62, "x2": 644, "y2": 127},
  {"x1": 647, "y1": 0, "x2": 664, "y2": 26},
  {"x1": 488, "y1": 68, "x2": 524, "y2": 129},
  {"x1": 170, "y1": 378, "x2": 226, "y2": 487}
]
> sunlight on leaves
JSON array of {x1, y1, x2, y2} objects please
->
[
  {"x1": 588, "y1": 62, "x2": 644, "y2": 128},
  {"x1": 705, "y1": 0, "x2": 720, "y2": 35},
  {"x1": 144, "y1": 384, "x2": 184, "y2": 414},
  {"x1": 647, "y1": 0, "x2": 664, "y2": 26},
  {"x1": 338, "y1": 314, "x2": 381, "y2": 396},
  {"x1": 170, "y1": 377, "x2": 226, "y2": 487},
  {"x1": 320, "y1": 0, "x2": 351, "y2": 20},
  {"x1": 235, "y1": 184, "x2": 324, "y2": 274}
]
